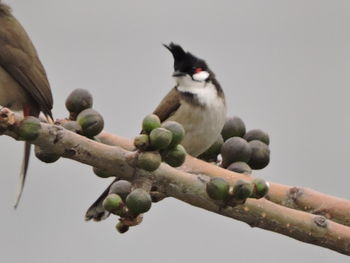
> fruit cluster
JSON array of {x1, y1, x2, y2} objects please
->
[
  {"x1": 65, "y1": 88, "x2": 104, "y2": 138},
  {"x1": 199, "y1": 116, "x2": 271, "y2": 175},
  {"x1": 133, "y1": 114, "x2": 187, "y2": 171},
  {"x1": 206, "y1": 177, "x2": 270, "y2": 204},
  {"x1": 34, "y1": 88, "x2": 105, "y2": 163},
  {"x1": 101, "y1": 180, "x2": 152, "y2": 233},
  {"x1": 97, "y1": 114, "x2": 189, "y2": 233},
  {"x1": 32, "y1": 88, "x2": 272, "y2": 233}
]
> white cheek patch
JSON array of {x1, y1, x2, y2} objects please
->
[{"x1": 193, "y1": 71, "x2": 209, "y2": 82}]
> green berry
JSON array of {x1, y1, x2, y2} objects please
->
[
  {"x1": 161, "y1": 144, "x2": 187, "y2": 167},
  {"x1": 149, "y1": 128, "x2": 172, "y2": 150},
  {"x1": 116, "y1": 222, "x2": 129, "y2": 234},
  {"x1": 102, "y1": 194, "x2": 124, "y2": 213},
  {"x1": 93, "y1": 167, "x2": 114, "y2": 178},
  {"x1": 137, "y1": 151, "x2": 162, "y2": 171},
  {"x1": 161, "y1": 121, "x2": 185, "y2": 147},
  {"x1": 77, "y1": 108, "x2": 104, "y2": 137},
  {"x1": 126, "y1": 189, "x2": 152, "y2": 215},
  {"x1": 18, "y1": 116, "x2": 41, "y2": 141},
  {"x1": 232, "y1": 180, "x2": 253, "y2": 200},
  {"x1": 206, "y1": 177, "x2": 230, "y2": 201},
  {"x1": 251, "y1": 178, "x2": 270, "y2": 199},
  {"x1": 134, "y1": 134, "x2": 150, "y2": 151},
  {"x1": 221, "y1": 116, "x2": 246, "y2": 141},
  {"x1": 142, "y1": 114, "x2": 161, "y2": 133}
]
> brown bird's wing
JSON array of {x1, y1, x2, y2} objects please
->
[
  {"x1": 152, "y1": 87, "x2": 181, "y2": 122},
  {"x1": 0, "y1": 6, "x2": 53, "y2": 118},
  {"x1": 0, "y1": 3, "x2": 53, "y2": 208}
]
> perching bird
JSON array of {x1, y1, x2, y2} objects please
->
[
  {"x1": 85, "y1": 43, "x2": 227, "y2": 221},
  {"x1": 0, "y1": 2, "x2": 53, "y2": 207}
]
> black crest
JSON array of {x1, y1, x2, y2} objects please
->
[{"x1": 163, "y1": 43, "x2": 208, "y2": 75}]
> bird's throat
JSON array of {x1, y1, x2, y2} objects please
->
[{"x1": 177, "y1": 81, "x2": 222, "y2": 108}]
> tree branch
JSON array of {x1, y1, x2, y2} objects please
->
[
  {"x1": 1, "y1": 111, "x2": 350, "y2": 255},
  {"x1": 98, "y1": 131, "x2": 350, "y2": 227}
]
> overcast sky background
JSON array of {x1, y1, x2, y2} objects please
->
[{"x1": 1, "y1": 0, "x2": 350, "y2": 262}]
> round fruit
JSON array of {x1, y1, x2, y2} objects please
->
[
  {"x1": 18, "y1": 117, "x2": 41, "y2": 141},
  {"x1": 137, "y1": 151, "x2": 162, "y2": 171},
  {"x1": 142, "y1": 114, "x2": 161, "y2": 133},
  {"x1": 161, "y1": 144, "x2": 187, "y2": 167},
  {"x1": 198, "y1": 135, "x2": 224, "y2": 162},
  {"x1": 227, "y1": 162, "x2": 252, "y2": 175},
  {"x1": 233, "y1": 180, "x2": 253, "y2": 200},
  {"x1": 134, "y1": 134, "x2": 150, "y2": 151},
  {"x1": 161, "y1": 121, "x2": 185, "y2": 147},
  {"x1": 206, "y1": 177, "x2": 230, "y2": 201},
  {"x1": 149, "y1": 128, "x2": 172, "y2": 150},
  {"x1": 34, "y1": 146, "x2": 60, "y2": 163},
  {"x1": 251, "y1": 178, "x2": 270, "y2": 199},
  {"x1": 244, "y1": 129, "x2": 270, "y2": 145},
  {"x1": 126, "y1": 189, "x2": 152, "y2": 215},
  {"x1": 109, "y1": 180, "x2": 132, "y2": 200},
  {"x1": 116, "y1": 222, "x2": 129, "y2": 234},
  {"x1": 77, "y1": 108, "x2": 104, "y2": 137},
  {"x1": 65, "y1": 88, "x2": 93, "y2": 114},
  {"x1": 248, "y1": 140, "x2": 270, "y2": 169},
  {"x1": 102, "y1": 194, "x2": 123, "y2": 213},
  {"x1": 221, "y1": 116, "x2": 246, "y2": 141},
  {"x1": 221, "y1": 137, "x2": 252, "y2": 168},
  {"x1": 93, "y1": 167, "x2": 114, "y2": 178}
]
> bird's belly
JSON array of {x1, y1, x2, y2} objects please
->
[
  {"x1": 0, "y1": 66, "x2": 30, "y2": 111},
  {"x1": 167, "y1": 101, "x2": 226, "y2": 157}
]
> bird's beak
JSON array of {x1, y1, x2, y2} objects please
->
[{"x1": 172, "y1": 71, "x2": 186, "y2": 77}]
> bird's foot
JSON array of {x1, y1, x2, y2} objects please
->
[{"x1": 0, "y1": 107, "x2": 16, "y2": 133}]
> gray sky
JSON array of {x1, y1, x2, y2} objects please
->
[{"x1": 1, "y1": 0, "x2": 350, "y2": 262}]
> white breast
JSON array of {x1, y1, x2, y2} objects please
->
[{"x1": 168, "y1": 81, "x2": 226, "y2": 157}]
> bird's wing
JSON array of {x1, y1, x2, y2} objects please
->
[
  {"x1": 0, "y1": 12, "x2": 53, "y2": 118},
  {"x1": 152, "y1": 87, "x2": 181, "y2": 122}
]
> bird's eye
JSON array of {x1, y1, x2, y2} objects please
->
[{"x1": 194, "y1": 67, "x2": 203, "y2": 73}]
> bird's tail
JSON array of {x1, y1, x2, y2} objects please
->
[
  {"x1": 14, "y1": 142, "x2": 31, "y2": 208},
  {"x1": 85, "y1": 178, "x2": 118, "y2": 221}
]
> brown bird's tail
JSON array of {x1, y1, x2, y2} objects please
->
[
  {"x1": 85, "y1": 178, "x2": 118, "y2": 221},
  {"x1": 14, "y1": 141, "x2": 31, "y2": 208}
]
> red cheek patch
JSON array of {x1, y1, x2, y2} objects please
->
[{"x1": 195, "y1": 67, "x2": 202, "y2": 73}]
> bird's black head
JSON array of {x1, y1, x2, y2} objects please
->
[{"x1": 164, "y1": 43, "x2": 211, "y2": 82}]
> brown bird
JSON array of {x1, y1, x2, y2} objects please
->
[{"x1": 0, "y1": 2, "x2": 53, "y2": 207}]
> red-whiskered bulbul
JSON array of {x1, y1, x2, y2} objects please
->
[
  {"x1": 85, "y1": 43, "x2": 226, "y2": 221},
  {"x1": 0, "y1": 2, "x2": 53, "y2": 207}
]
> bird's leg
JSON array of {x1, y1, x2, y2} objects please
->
[{"x1": 22, "y1": 105, "x2": 30, "y2": 117}]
